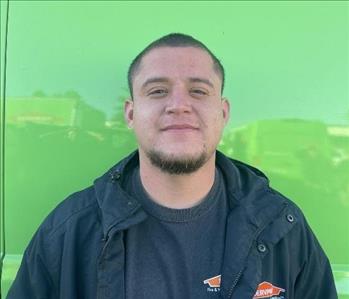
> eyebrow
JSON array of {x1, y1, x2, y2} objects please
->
[
  {"x1": 141, "y1": 77, "x2": 170, "y2": 90},
  {"x1": 141, "y1": 76, "x2": 215, "y2": 90},
  {"x1": 188, "y1": 77, "x2": 214, "y2": 88}
]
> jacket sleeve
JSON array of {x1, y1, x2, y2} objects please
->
[
  {"x1": 6, "y1": 227, "x2": 56, "y2": 299},
  {"x1": 294, "y1": 219, "x2": 338, "y2": 299}
]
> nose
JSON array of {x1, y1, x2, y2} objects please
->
[{"x1": 165, "y1": 88, "x2": 192, "y2": 114}]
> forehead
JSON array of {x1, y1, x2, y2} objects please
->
[{"x1": 133, "y1": 47, "x2": 220, "y2": 87}]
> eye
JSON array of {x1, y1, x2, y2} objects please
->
[
  {"x1": 148, "y1": 89, "x2": 168, "y2": 97},
  {"x1": 190, "y1": 89, "x2": 208, "y2": 96}
]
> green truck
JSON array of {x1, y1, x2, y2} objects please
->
[{"x1": 1, "y1": 1, "x2": 348, "y2": 297}]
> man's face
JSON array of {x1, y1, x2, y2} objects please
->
[{"x1": 125, "y1": 46, "x2": 230, "y2": 174}]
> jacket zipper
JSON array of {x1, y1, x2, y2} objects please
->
[{"x1": 227, "y1": 268, "x2": 244, "y2": 298}]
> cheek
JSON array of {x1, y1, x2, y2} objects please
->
[
  {"x1": 207, "y1": 112, "x2": 226, "y2": 141},
  {"x1": 134, "y1": 101, "x2": 163, "y2": 119},
  {"x1": 133, "y1": 105, "x2": 152, "y2": 126},
  {"x1": 205, "y1": 107, "x2": 225, "y2": 129},
  {"x1": 132, "y1": 105, "x2": 160, "y2": 139}
]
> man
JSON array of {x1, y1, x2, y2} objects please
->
[{"x1": 8, "y1": 33, "x2": 337, "y2": 299}]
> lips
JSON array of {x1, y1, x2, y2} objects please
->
[{"x1": 161, "y1": 124, "x2": 199, "y2": 131}]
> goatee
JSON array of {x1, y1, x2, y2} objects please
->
[{"x1": 146, "y1": 149, "x2": 208, "y2": 175}]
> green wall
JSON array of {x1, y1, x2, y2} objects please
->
[{"x1": 1, "y1": 1, "x2": 348, "y2": 297}]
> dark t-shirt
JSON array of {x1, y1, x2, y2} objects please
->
[{"x1": 124, "y1": 167, "x2": 228, "y2": 299}]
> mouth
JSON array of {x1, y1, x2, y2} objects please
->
[{"x1": 161, "y1": 124, "x2": 199, "y2": 131}]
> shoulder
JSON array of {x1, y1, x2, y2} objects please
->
[
  {"x1": 22, "y1": 185, "x2": 103, "y2": 271},
  {"x1": 220, "y1": 152, "x2": 326, "y2": 259},
  {"x1": 11, "y1": 186, "x2": 104, "y2": 296},
  {"x1": 259, "y1": 187, "x2": 329, "y2": 267},
  {"x1": 35, "y1": 185, "x2": 100, "y2": 242},
  {"x1": 218, "y1": 152, "x2": 313, "y2": 233}
]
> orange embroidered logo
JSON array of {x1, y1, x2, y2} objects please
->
[
  {"x1": 203, "y1": 275, "x2": 221, "y2": 293},
  {"x1": 253, "y1": 281, "x2": 285, "y2": 298}
]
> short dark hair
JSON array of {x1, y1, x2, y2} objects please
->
[{"x1": 127, "y1": 33, "x2": 225, "y2": 98}]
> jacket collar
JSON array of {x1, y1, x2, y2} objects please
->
[
  {"x1": 93, "y1": 150, "x2": 288, "y2": 242},
  {"x1": 216, "y1": 151, "x2": 287, "y2": 229},
  {"x1": 93, "y1": 151, "x2": 147, "y2": 237}
]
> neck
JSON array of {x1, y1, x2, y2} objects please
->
[{"x1": 138, "y1": 151, "x2": 216, "y2": 209}]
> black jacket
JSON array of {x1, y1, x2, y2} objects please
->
[{"x1": 7, "y1": 151, "x2": 337, "y2": 299}]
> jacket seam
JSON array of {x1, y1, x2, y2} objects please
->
[{"x1": 47, "y1": 201, "x2": 98, "y2": 239}]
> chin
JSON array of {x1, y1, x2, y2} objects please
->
[
  {"x1": 161, "y1": 146, "x2": 204, "y2": 160},
  {"x1": 145, "y1": 147, "x2": 209, "y2": 175}
]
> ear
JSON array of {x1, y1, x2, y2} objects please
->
[
  {"x1": 221, "y1": 97, "x2": 230, "y2": 125},
  {"x1": 124, "y1": 99, "x2": 134, "y2": 128}
]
